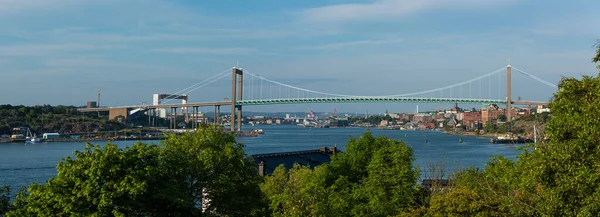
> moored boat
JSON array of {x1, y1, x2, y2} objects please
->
[
  {"x1": 25, "y1": 128, "x2": 38, "y2": 144},
  {"x1": 491, "y1": 134, "x2": 533, "y2": 144}
]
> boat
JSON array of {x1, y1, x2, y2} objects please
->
[
  {"x1": 490, "y1": 134, "x2": 533, "y2": 144},
  {"x1": 459, "y1": 138, "x2": 463, "y2": 143},
  {"x1": 25, "y1": 128, "x2": 38, "y2": 144}
]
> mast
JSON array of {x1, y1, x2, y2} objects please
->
[{"x1": 533, "y1": 124, "x2": 537, "y2": 143}]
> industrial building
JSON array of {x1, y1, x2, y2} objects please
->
[{"x1": 43, "y1": 133, "x2": 60, "y2": 139}]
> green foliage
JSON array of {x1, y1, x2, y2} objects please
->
[
  {"x1": 594, "y1": 39, "x2": 600, "y2": 65},
  {"x1": 415, "y1": 54, "x2": 600, "y2": 216},
  {"x1": 0, "y1": 104, "x2": 125, "y2": 135},
  {"x1": 525, "y1": 74, "x2": 600, "y2": 215},
  {"x1": 161, "y1": 127, "x2": 267, "y2": 216},
  {"x1": 7, "y1": 126, "x2": 267, "y2": 216},
  {"x1": 261, "y1": 164, "x2": 331, "y2": 217},
  {"x1": 0, "y1": 185, "x2": 9, "y2": 216},
  {"x1": 515, "y1": 112, "x2": 551, "y2": 122},
  {"x1": 483, "y1": 123, "x2": 497, "y2": 134},
  {"x1": 483, "y1": 122, "x2": 509, "y2": 134},
  {"x1": 261, "y1": 131, "x2": 419, "y2": 217},
  {"x1": 497, "y1": 114, "x2": 507, "y2": 122}
]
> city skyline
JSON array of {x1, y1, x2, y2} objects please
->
[{"x1": 0, "y1": 0, "x2": 599, "y2": 112}]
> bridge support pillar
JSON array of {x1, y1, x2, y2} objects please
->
[
  {"x1": 169, "y1": 108, "x2": 173, "y2": 129},
  {"x1": 231, "y1": 68, "x2": 237, "y2": 132},
  {"x1": 152, "y1": 109, "x2": 156, "y2": 127},
  {"x1": 507, "y1": 65, "x2": 512, "y2": 131},
  {"x1": 169, "y1": 107, "x2": 178, "y2": 129},
  {"x1": 237, "y1": 68, "x2": 243, "y2": 132},
  {"x1": 185, "y1": 106, "x2": 189, "y2": 124},
  {"x1": 231, "y1": 67, "x2": 244, "y2": 132},
  {"x1": 214, "y1": 105, "x2": 217, "y2": 128},
  {"x1": 217, "y1": 105, "x2": 220, "y2": 126},
  {"x1": 192, "y1": 106, "x2": 197, "y2": 128},
  {"x1": 174, "y1": 107, "x2": 176, "y2": 129}
]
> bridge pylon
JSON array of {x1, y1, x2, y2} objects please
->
[
  {"x1": 231, "y1": 68, "x2": 243, "y2": 132},
  {"x1": 506, "y1": 64, "x2": 512, "y2": 129}
]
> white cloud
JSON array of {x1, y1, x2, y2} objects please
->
[
  {"x1": 42, "y1": 57, "x2": 149, "y2": 68},
  {"x1": 0, "y1": 0, "x2": 101, "y2": 14},
  {"x1": 0, "y1": 44, "x2": 122, "y2": 56},
  {"x1": 152, "y1": 47, "x2": 261, "y2": 55},
  {"x1": 298, "y1": 0, "x2": 512, "y2": 23},
  {"x1": 302, "y1": 38, "x2": 404, "y2": 50}
]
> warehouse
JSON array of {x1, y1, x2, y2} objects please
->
[{"x1": 42, "y1": 133, "x2": 60, "y2": 139}]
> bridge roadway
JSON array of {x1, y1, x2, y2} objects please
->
[{"x1": 77, "y1": 97, "x2": 549, "y2": 113}]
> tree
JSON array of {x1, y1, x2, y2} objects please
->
[
  {"x1": 7, "y1": 126, "x2": 267, "y2": 216},
  {"x1": 261, "y1": 131, "x2": 419, "y2": 217},
  {"x1": 0, "y1": 185, "x2": 9, "y2": 216},
  {"x1": 412, "y1": 45, "x2": 600, "y2": 216},
  {"x1": 160, "y1": 127, "x2": 267, "y2": 216},
  {"x1": 594, "y1": 39, "x2": 600, "y2": 65},
  {"x1": 352, "y1": 139, "x2": 418, "y2": 216},
  {"x1": 7, "y1": 142, "x2": 166, "y2": 216},
  {"x1": 483, "y1": 122, "x2": 497, "y2": 134},
  {"x1": 261, "y1": 164, "x2": 331, "y2": 217},
  {"x1": 522, "y1": 73, "x2": 600, "y2": 215},
  {"x1": 497, "y1": 114, "x2": 507, "y2": 122}
]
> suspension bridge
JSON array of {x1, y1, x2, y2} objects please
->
[{"x1": 78, "y1": 64, "x2": 557, "y2": 131}]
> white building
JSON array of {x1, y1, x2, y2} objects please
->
[{"x1": 43, "y1": 133, "x2": 60, "y2": 139}]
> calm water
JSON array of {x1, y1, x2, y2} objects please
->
[{"x1": 0, "y1": 125, "x2": 521, "y2": 192}]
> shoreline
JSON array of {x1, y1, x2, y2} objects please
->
[
  {"x1": 443, "y1": 131, "x2": 497, "y2": 138},
  {"x1": 0, "y1": 137, "x2": 166, "y2": 144}
]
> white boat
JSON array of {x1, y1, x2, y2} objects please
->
[{"x1": 25, "y1": 128, "x2": 38, "y2": 144}]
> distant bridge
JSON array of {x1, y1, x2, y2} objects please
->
[{"x1": 79, "y1": 65, "x2": 555, "y2": 130}]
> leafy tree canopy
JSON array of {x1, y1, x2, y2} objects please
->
[
  {"x1": 0, "y1": 185, "x2": 10, "y2": 216},
  {"x1": 261, "y1": 131, "x2": 419, "y2": 217},
  {"x1": 409, "y1": 41, "x2": 600, "y2": 216},
  {"x1": 7, "y1": 126, "x2": 267, "y2": 217}
]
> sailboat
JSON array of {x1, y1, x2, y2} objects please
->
[{"x1": 25, "y1": 128, "x2": 38, "y2": 144}]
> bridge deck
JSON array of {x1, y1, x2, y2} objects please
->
[{"x1": 77, "y1": 98, "x2": 548, "y2": 113}]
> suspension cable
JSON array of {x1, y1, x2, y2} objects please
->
[{"x1": 512, "y1": 67, "x2": 558, "y2": 89}]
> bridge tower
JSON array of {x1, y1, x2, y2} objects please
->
[
  {"x1": 231, "y1": 68, "x2": 243, "y2": 132},
  {"x1": 506, "y1": 64, "x2": 512, "y2": 127}
]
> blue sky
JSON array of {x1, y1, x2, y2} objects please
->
[{"x1": 0, "y1": 0, "x2": 598, "y2": 113}]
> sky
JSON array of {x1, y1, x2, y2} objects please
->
[{"x1": 0, "y1": 0, "x2": 599, "y2": 113}]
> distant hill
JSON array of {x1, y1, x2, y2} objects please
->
[{"x1": 0, "y1": 105, "x2": 126, "y2": 135}]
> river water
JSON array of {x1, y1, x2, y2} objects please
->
[{"x1": 0, "y1": 125, "x2": 521, "y2": 192}]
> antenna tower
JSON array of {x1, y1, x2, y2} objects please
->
[{"x1": 97, "y1": 91, "x2": 101, "y2": 107}]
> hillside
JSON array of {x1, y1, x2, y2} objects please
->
[{"x1": 0, "y1": 105, "x2": 126, "y2": 135}]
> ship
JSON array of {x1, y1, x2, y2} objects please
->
[
  {"x1": 25, "y1": 128, "x2": 39, "y2": 144},
  {"x1": 490, "y1": 134, "x2": 533, "y2": 144}
]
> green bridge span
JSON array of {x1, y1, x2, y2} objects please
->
[{"x1": 236, "y1": 97, "x2": 508, "y2": 106}]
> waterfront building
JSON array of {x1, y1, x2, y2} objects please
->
[
  {"x1": 42, "y1": 133, "x2": 60, "y2": 139},
  {"x1": 251, "y1": 147, "x2": 338, "y2": 176},
  {"x1": 463, "y1": 111, "x2": 482, "y2": 129},
  {"x1": 482, "y1": 104, "x2": 504, "y2": 125}
]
